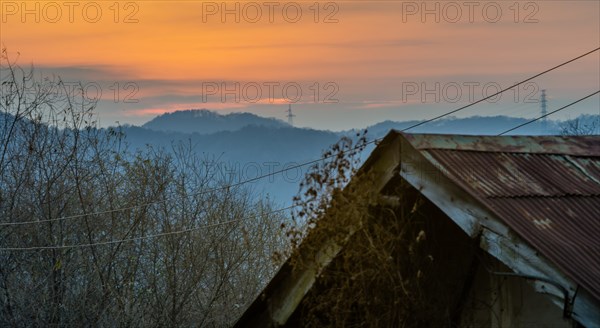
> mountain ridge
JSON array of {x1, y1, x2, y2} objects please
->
[{"x1": 142, "y1": 109, "x2": 288, "y2": 135}]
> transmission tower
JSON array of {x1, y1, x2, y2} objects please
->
[{"x1": 286, "y1": 104, "x2": 295, "y2": 126}]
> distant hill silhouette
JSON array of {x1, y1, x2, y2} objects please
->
[
  {"x1": 357, "y1": 115, "x2": 564, "y2": 139},
  {"x1": 142, "y1": 109, "x2": 287, "y2": 134},
  {"x1": 125, "y1": 110, "x2": 598, "y2": 204},
  {"x1": 4, "y1": 109, "x2": 597, "y2": 205},
  {"x1": 122, "y1": 123, "x2": 340, "y2": 204}
]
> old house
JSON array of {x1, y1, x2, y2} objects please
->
[{"x1": 235, "y1": 132, "x2": 600, "y2": 327}]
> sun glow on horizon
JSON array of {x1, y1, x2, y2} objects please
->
[{"x1": 1, "y1": 1, "x2": 598, "y2": 129}]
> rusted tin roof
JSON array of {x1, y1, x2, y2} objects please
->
[{"x1": 402, "y1": 133, "x2": 600, "y2": 302}]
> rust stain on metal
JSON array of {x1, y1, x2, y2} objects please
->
[{"x1": 399, "y1": 132, "x2": 600, "y2": 302}]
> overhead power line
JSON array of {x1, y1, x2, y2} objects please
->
[
  {"x1": 6, "y1": 90, "x2": 597, "y2": 250},
  {"x1": 1, "y1": 47, "x2": 598, "y2": 227},
  {"x1": 0, "y1": 205, "x2": 296, "y2": 251},
  {"x1": 0, "y1": 157, "x2": 334, "y2": 227},
  {"x1": 402, "y1": 47, "x2": 600, "y2": 132},
  {"x1": 498, "y1": 90, "x2": 599, "y2": 135},
  {"x1": 1, "y1": 49, "x2": 599, "y2": 249}
]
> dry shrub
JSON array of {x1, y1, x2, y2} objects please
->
[{"x1": 282, "y1": 132, "x2": 453, "y2": 327}]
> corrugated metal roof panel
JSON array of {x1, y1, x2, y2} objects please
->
[
  {"x1": 401, "y1": 133, "x2": 600, "y2": 302},
  {"x1": 489, "y1": 196, "x2": 600, "y2": 302},
  {"x1": 426, "y1": 150, "x2": 600, "y2": 197}
]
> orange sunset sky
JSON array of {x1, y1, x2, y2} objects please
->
[{"x1": 1, "y1": 0, "x2": 599, "y2": 130}]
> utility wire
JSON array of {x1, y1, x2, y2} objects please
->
[
  {"x1": 3, "y1": 84, "x2": 597, "y2": 248},
  {"x1": 0, "y1": 153, "x2": 362, "y2": 226},
  {"x1": 402, "y1": 47, "x2": 600, "y2": 132},
  {"x1": 6, "y1": 86, "x2": 596, "y2": 248},
  {"x1": 2, "y1": 50, "x2": 599, "y2": 248},
  {"x1": 0, "y1": 205, "x2": 296, "y2": 251},
  {"x1": 498, "y1": 91, "x2": 599, "y2": 135},
  {"x1": 1, "y1": 47, "x2": 598, "y2": 227}
]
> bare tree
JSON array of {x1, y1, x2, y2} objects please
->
[
  {"x1": 560, "y1": 116, "x2": 599, "y2": 135},
  {"x1": 0, "y1": 49, "x2": 286, "y2": 327}
]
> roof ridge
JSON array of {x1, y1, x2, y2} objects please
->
[{"x1": 401, "y1": 132, "x2": 600, "y2": 157}]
